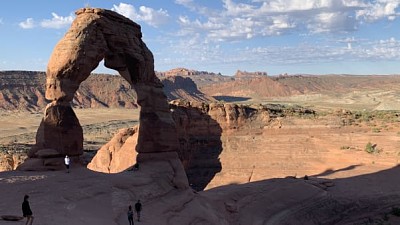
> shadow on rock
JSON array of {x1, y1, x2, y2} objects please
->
[
  {"x1": 171, "y1": 102, "x2": 223, "y2": 191},
  {"x1": 213, "y1": 96, "x2": 251, "y2": 102}
]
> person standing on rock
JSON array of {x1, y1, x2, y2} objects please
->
[
  {"x1": 127, "y1": 205, "x2": 134, "y2": 225},
  {"x1": 64, "y1": 155, "x2": 70, "y2": 173},
  {"x1": 134, "y1": 200, "x2": 142, "y2": 222},
  {"x1": 22, "y1": 195, "x2": 34, "y2": 225}
]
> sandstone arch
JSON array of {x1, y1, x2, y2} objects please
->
[{"x1": 18, "y1": 8, "x2": 182, "y2": 176}]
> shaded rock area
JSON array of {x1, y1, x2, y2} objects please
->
[
  {"x1": 161, "y1": 76, "x2": 214, "y2": 102},
  {"x1": 3, "y1": 162, "x2": 400, "y2": 225}
]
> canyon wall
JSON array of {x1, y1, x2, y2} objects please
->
[{"x1": 88, "y1": 100, "x2": 400, "y2": 190}]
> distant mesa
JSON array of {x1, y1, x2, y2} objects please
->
[
  {"x1": 234, "y1": 70, "x2": 268, "y2": 78},
  {"x1": 157, "y1": 67, "x2": 222, "y2": 77}
]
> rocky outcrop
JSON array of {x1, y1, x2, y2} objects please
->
[
  {"x1": 87, "y1": 126, "x2": 139, "y2": 173},
  {"x1": 200, "y1": 76, "x2": 301, "y2": 100},
  {"x1": 73, "y1": 74, "x2": 138, "y2": 108},
  {"x1": 161, "y1": 76, "x2": 214, "y2": 102},
  {"x1": 0, "y1": 152, "x2": 26, "y2": 171},
  {"x1": 88, "y1": 100, "x2": 288, "y2": 190},
  {"x1": 234, "y1": 70, "x2": 267, "y2": 78},
  {"x1": 18, "y1": 8, "x2": 185, "y2": 186},
  {"x1": 0, "y1": 71, "x2": 47, "y2": 111}
]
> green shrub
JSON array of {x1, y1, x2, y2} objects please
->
[{"x1": 365, "y1": 142, "x2": 378, "y2": 154}]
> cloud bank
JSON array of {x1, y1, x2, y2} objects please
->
[{"x1": 175, "y1": 0, "x2": 400, "y2": 42}]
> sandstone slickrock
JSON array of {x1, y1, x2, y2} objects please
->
[
  {"x1": 87, "y1": 126, "x2": 139, "y2": 173},
  {"x1": 18, "y1": 8, "x2": 184, "y2": 183}
]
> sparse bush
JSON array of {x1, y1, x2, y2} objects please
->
[
  {"x1": 365, "y1": 142, "x2": 378, "y2": 154},
  {"x1": 340, "y1": 146, "x2": 351, "y2": 150},
  {"x1": 372, "y1": 128, "x2": 381, "y2": 133}
]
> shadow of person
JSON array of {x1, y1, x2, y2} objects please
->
[{"x1": 312, "y1": 164, "x2": 363, "y2": 177}]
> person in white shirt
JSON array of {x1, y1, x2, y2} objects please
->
[{"x1": 64, "y1": 155, "x2": 70, "y2": 173}]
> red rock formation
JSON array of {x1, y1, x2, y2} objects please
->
[
  {"x1": 87, "y1": 126, "x2": 139, "y2": 173},
  {"x1": 161, "y1": 76, "x2": 214, "y2": 102},
  {"x1": 18, "y1": 8, "x2": 185, "y2": 186},
  {"x1": 0, "y1": 152, "x2": 26, "y2": 171},
  {"x1": 88, "y1": 100, "x2": 276, "y2": 190}
]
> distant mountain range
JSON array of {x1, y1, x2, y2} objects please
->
[{"x1": 1, "y1": 69, "x2": 400, "y2": 111}]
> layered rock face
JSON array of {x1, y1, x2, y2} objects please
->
[
  {"x1": 88, "y1": 100, "x2": 276, "y2": 190},
  {"x1": 18, "y1": 8, "x2": 184, "y2": 183},
  {"x1": 88, "y1": 100, "x2": 400, "y2": 191},
  {"x1": 161, "y1": 76, "x2": 214, "y2": 102}
]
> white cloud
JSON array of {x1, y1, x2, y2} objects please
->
[
  {"x1": 162, "y1": 33, "x2": 400, "y2": 74},
  {"x1": 138, "y1": 6, "x2": 170, "y2": 27},
  {"x1": 112, "y1": 3, "x2": 136, "y2": 19},
  {"x1": 19, "y1": 18, "x2": 35, "y2": 29},
  {"x1": 222, "y1": 0, "x2": 256, "y2": 16},
  {"x1": 175, "y1": 0, "x2": 369, "y2": 43},
  {"x1": 112, "y1": 3, "x2": 169, "y2": 27},
  {"x1": 174, "y1": 0, "x2": 400, "y2": 44},
  {"x1": 175, "y1": 0, "x2": 217, "y2": 16},
  {"x1": 356, "y1": 0, "x2": 400, "y2": 21},
  {"x1": 155, "y1": 0, "x2": 400, "y2": 74},
  {"x1": 40, "y1": 13, "x2": 74, "y2": 29},
  {"x1": 175, "y1": 0, "x2": 195, "y2": 10},
  {"x1": 0, "y1": 18, "x2": 3, "y2": 25}
]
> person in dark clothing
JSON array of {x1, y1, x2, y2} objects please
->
[
  {"x1": 127, "y1": 205, "x2": 134, "y2": 225},
  {"x1": 22, "y1": 195, "x2": 34, "y2": 225},
  {"x1": 134, "y1": 200, "x2": 142, "y2": 222}
]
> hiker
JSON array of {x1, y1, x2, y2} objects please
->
[
  {"x1": 65, "y1": 155, "x2": 70, "y2": 173},
  {"x1": 133, "y1": 163, "x2": 139, "y2": 171},
  {"x1": 127, "y1": 205, "x2": 134, "y2": 225},
  {"x1": 22, "y1": 195, "x2": 34, "y2": 225},
  {"x1": 134, "y1": 200, "x2": 142, "y2": 222}
]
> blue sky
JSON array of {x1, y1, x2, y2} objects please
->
[{"x1": 1, "y1": 0, "x2": 400, "y2": 75}]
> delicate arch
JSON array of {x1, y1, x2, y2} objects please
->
[{"x1": 20, "y1": 8, "x2": 181, "y2": 172}]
